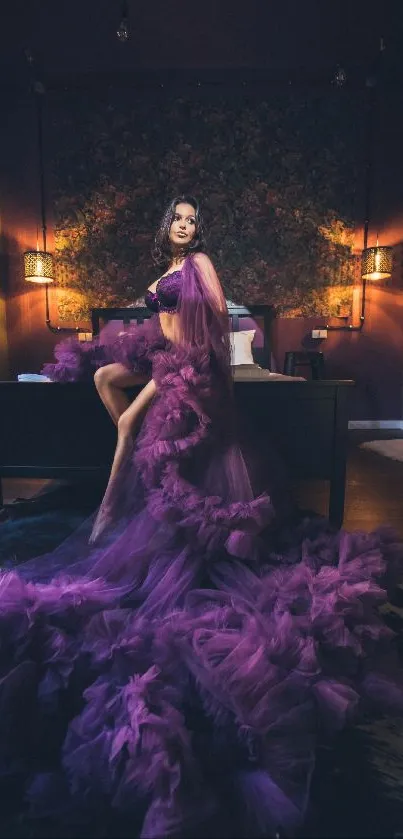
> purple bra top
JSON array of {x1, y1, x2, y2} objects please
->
[{"x1": 145, "y1": 270, "x2": 182, "y2": 314}]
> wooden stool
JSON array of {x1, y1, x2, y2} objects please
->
[{"x1": 283, "y1": 351, "x2": 325, "y2": 380}]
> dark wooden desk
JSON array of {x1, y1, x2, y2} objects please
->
[{"x1": 0, "y1": 380, "x2": 354, "y2": 527}]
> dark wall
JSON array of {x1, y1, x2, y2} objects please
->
[{"x1": 1, "y1": 83, "x2": 403, "y2": 420}]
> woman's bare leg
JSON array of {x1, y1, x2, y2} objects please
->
[
  {"x1": 90, "y1": 378, "x2": 157, "y2": 543},
  {"x1": 94, "y1": 363, "x2": 149, "y2": 426},
  {"x1": 108, "y1": 378, "x2": 157, "y2": 486}
]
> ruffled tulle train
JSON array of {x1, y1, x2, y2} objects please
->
[{"x1": 0, "y1": 332, "x2": 402, "y2": 837}]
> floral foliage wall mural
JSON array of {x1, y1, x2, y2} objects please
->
[{"x1": 49, "y1": 87, "x2": 362, "y2": 321}]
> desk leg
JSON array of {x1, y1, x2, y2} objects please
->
[
  {"x1": 329, "y1": 473, "x2": 346, "y2": 528},
  {"x1": 328, "y1": 385, "x2": 350, "y2": 529}
]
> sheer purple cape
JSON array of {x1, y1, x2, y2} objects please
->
[{"x1": 1, "y1": 253, "x2": 403, "y2": 837}]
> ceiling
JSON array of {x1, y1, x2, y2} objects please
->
[{"x1": 0, "y1": 0, "x2": 402, "y2": 90}]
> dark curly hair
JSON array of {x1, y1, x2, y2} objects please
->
[{"x1": 152, "y1": 195, "x2": 206, "y2": 267}]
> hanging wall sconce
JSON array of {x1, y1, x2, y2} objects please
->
[
  {"x1": 24, "y1": 50, "x2": 87, "y2": 336},
  {"x1": 24, "y1": 249, "x2": 54, "y2": 284},
  {"x1": 313, "y1": 36, "x2": 392, "y2": 336},
  {"x1": 361, "y1": 243, "x2": 393, "y2": 281},
  {"x1": 24, "y1": 249, "x2": 91, "y2": 339}
]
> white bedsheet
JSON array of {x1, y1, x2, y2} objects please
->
[{"x1": 232, "y1": 365, "x2": 306, "y2": 382}]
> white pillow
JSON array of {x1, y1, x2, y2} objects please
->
[{"x1": 230, "y1": 330, "x2": 256, "y2": 366}]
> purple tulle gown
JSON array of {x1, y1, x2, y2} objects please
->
[{"x1": 1, "y1": 253, "x2": 403, "y2": 838}]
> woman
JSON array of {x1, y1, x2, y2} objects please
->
[
  {"x1": 88, "y1": 196, "x2": 231, "y2": 542},
  {"x1": 1, "y1": 195, "x2": 403, "y2": 839}
]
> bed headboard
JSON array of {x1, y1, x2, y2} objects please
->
[{"x1": 91, "y1": 304, "x2": 276, "y2": 369}]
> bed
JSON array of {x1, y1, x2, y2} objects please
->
[{"x1": 0, "y1": 305, "x2": 354, "y2": 526}]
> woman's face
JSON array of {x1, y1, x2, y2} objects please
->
[{"x1": 169, "y1": 202, "x2": 197, "y2": 249}]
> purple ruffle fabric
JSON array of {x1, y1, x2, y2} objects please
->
[
  {"x1": 42, "y1": 314, "x2": 166, "y2": 382},
  {"x1": 1, "y1": 340, "x2": 403, "y2": 838}
]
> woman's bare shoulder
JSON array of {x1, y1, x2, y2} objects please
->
[{"x1": 192, "y1": 251, "x2": 214, "y2": 270}]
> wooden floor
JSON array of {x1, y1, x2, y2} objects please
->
[
  {"x1": 294, "y1": 430, "x2": 403, "y2": 537},
  {"x1": 2, "y1": 430, "x2": 403, "y2": 536}
]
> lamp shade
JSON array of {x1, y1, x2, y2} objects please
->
[
  {"x1": 24, "y1": 250, "x2": 54, "y2": 283},
  {"x1": 361, "y1": 246, "x2": 393, "y2": 281}
]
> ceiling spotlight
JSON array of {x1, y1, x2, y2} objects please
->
[
  {"x1": 117, "y1": 18, "x2": 129, "y2": 41},
  {"x1": 117, "y1": 1, "x2": 130, "y2": 41},
  {"x1": 333, "y1": 65, "x2": 347, "y2": 87}
]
